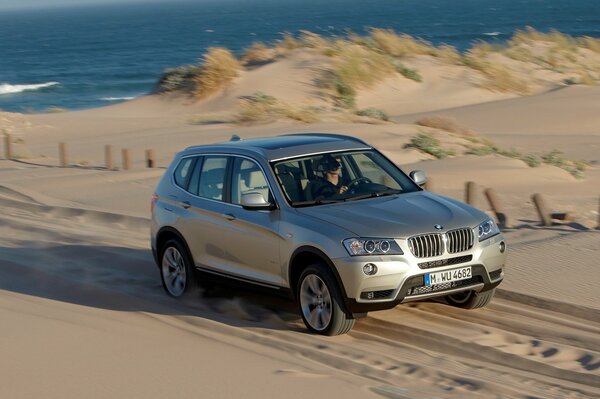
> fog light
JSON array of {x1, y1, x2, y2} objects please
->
[
  {"x1": 363, "y1": 263, "x2": 378, "y2": 276},
  {"x1": 499, "y1": 241, "x2": 506, "y2": 253}
]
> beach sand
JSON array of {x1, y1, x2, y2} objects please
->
[{"x1": 1, "y1": 48, "x2": 599, "y2": 398}]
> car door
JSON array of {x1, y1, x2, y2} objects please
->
[
  {"x1": 177, "y1": 155, "x2": 235, "y2": 275},
  {"x1": 222, "y1": 156, "x2": 283, "y2": 286}
]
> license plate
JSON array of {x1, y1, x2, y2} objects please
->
[{"x1": 425, "y1": 266, "x2": 472, "y2": 286}]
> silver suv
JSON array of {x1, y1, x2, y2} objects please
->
[{"x1": 151, "y1": 134, "x2": 506, "y2": 335}]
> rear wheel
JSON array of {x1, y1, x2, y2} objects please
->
[
  {"x1": 297, "y1": 264, "x2": 355, "y2": 335},
  {"x1": 160, "y1": 239, "x2": 199, "y2": 298},
  {"x1": 446, "y1": 288, "x2": 495, "y2": 309}
]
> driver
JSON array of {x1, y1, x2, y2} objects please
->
[{"x1": 312, "y1": 155, "x2": 348, "y2": 198}]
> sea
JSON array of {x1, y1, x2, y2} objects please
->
[{"x1": 1, "y1": 0, "x2": 599, "y2": 113}]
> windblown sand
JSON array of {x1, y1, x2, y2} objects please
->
[{"x1": 1, "y1": 49, "x2": 599, "y2": 398}]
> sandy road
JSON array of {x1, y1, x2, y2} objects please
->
[{"x1": 0, "y1": 194, "x2": 599, "y2": 399}]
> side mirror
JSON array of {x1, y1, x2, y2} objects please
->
[
  {"x1": 240, "y1": 192, "x2": 275, "y2": 210},
  {"x1": 409, "y1": 170, "x2": 427, "y2": 187}
]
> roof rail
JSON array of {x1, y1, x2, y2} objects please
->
[{"x1": 282, "y1": 133, "x2": 370, "y2": 146}]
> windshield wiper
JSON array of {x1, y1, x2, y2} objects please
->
[
  {"x1": 292, "y1": 198, "x2": 345, "y2": 207},
  {"x1": 345, "y1": 189, "x2": 402, "y2": 202}
]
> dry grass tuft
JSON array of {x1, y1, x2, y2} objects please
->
[
  {"x1": 234, "y1": 92, "x2": 319, "y2": 125},
  {"x1": 434, "y1": 44, "x2": 462, "y2": 64},
  {"x1": 195, "y1": 47, "x2": 241, "y2": 98},
  {"x1": 416, "y1": 116, "x2": 476, "y2": 137},
  {"x1": 368, "y1": 28, "x2": 435, "y2": 57},
  {"x1": 241, "y1": 42, "x2": 275, "y2": 66}
]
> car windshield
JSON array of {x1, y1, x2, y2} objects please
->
[{"x1": 272, "y1": 150, "x2": 421, "y2": 206}]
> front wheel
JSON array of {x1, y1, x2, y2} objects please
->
[
  {"x1": 160, "y1": 239, "x2": 199, "y2": 298},
  {"x1": 446, "y1": 288, "x2": 495, "y2": 309},
  {"x1": 297, "y1": 264, "x2": 355, "y2": 335}
]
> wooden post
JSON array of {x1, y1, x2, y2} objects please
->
[
  {"x1": 122, "y1": 148, "x2": 131, "y2": 170},
  {"x1": 532, "y1": 193, "x2": 552, "y2": 226},
  {"x1": 105, "y1": 145, "x2": 113, "y2": 170},
  {"x1": 484, "y1": 188, "x2": 508, "y2": 228},
  {"x1": 145, "y1": 149, "x2": 155, "y2": 168},
  {"x1": 465, "y1": 181, "x2": 477, "y2": 206},
  {"x1": 4, "y1": 134, "x2": 12, "y2": 160},
  {"x1": 59, "y1": 142, "x2": 68, "y2": 167}
]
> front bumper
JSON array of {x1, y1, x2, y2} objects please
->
[{"x1": 332, "y1": 234, "x2": 506, "y2": 314}]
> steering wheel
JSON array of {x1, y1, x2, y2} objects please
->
[{"x1": 346, "y1": 177, "x2": 372, "y2": 192}]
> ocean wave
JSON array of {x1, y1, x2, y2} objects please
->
[
  {"x1": 0, "y1": 81, "x2": 59, "y2": 95},
  {"x1": 483, "y1": 31, "x2": 502, "y2": 36},
  {"x1": 100, "y1": 96, "x2": 137, "y2": 102}
]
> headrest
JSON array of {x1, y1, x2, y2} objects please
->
[{"x1": 247, "y1": 170, "x2": 267, "y2": 188}]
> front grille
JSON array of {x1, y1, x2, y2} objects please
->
[
  {"x1": 447, "y1": 228, "x2": 474, "y2": 254},
  {"x1": 360, "y1": 289, "x2": 394, "y2": 300},
  {"x1": 408, "y1": 228, "x2": 474, "y2": 258},
  {"x1": 407, "y1": 276, "x2": 483, "y2": 296},
  {"x1": 408, "y1": 233, "x2": 443, "y2": 258},
  {"x1": 418, "y1": 255, "x2": 473, "y2": 270}
]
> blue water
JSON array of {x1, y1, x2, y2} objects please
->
[{"x1": 1, "y1": 0, "x2": 599, "y2": 112}]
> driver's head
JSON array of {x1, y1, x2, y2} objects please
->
[{"x1": 317, "y1": 154, "x2": 341, "y2": 173}]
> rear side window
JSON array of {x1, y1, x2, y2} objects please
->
[
  {"x1": 198, "y1": 156, "x2": 228, "y2": 201},
  {"x1": 174, "y1": 157, "x2": 195, "y2": 189}
]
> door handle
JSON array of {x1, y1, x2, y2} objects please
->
[
  {"x1": 180, "y1": 201, "x2": 191, "y2": 209},
  {"x1": 223, "y1": 213, "x2": 236, "y2": 221}
]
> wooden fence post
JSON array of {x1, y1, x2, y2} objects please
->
[
  {"x1": 532, "y1": 193, "x2": 552, "y2": 226},
  {"x1": 146, "y1": 149, "x2": 155, "y2": 168},
  {"x1": 484, "y1": 188, "x2": 508, "y2": 228},
  {"x1": 465, "y1": 181, "x2": 477, "y2": 206},
  {"x1": 105, "y1": 145, "x2": 113, "y2": 170},
  {"x1": 122, "y1": 148, "x2": 131, "y2": 170},
  {"x1": 59, "y1": 142, "x2": 68, "y2": 167},
  {"x1": 4, "y1": 134, "x2": 12, "y2": 160}
]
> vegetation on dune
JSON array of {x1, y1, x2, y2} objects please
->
[
  {"x1": 155, "y1": 27, "x2": 600, "y2": 121},
  {"x1": 233, "y1": 92, "x2": 319, "y2": 125},
  {"x1": 194, "y1": 47, "x2": 241, "y2": 98},
  {"x1": 406, "y1": 132, "x2": 456, "y2": 159}
]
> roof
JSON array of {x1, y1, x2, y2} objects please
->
[{"x1": 182, "y1": 133, "x2": 372, "y2": 161}]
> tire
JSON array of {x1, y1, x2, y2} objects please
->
[
  {"x1": 297, "y1": 263, "x2": 355, "y2": 335},
  {"x1": 159, "y1": 239, "x2": 199, "y2": 298},
  {"x1": 446, "y1": 288, "x2": 495, "y2": 309}
]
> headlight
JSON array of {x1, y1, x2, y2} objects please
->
[
  {"x1": 477, "y1": 218, "x2": 500, "y2": 241},
  {"x1": 343, "y1": 238, "x2": 403, "y2": 256}
]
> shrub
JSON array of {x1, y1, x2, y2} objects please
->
[
  {"x1": 394, "y1": 62, "x2": 423, "y2": 82},
  {"x1": 195, "y1": 47, "x2": 241, "y2": 98},
  {"x1": 407, "y1": 132, "x2": 455, "y2": 159},
  {"x1": 541, "y1": 150, "x2": 566, "y2": 167},
  {"x1": 156, "y1": 65, "x2": 202, "y2": 93},
  {"x1": 355, "y1": 108, "x2": 390, "y2": 121},
  {"x1": 521, "y1": 154, "x2": 541, "y2": 167}
]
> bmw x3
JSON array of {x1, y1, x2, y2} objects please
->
[{"x1": 151, "y1": 134, "x2": 506, "y2": 335}]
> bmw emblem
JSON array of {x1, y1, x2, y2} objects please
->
[{"x1": 434, "y1": 224, "x2": 443, "y2": 230}]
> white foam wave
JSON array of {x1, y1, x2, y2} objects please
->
[
  {"x1": 483, "y1": 31, "x2": 502, "y2": 36},
  {"x1": 0, "y1": 81, "x2": 59, "y2": 95},
  {"x1": 100, "y1": 96, "x2": 136, "y2": 102}
]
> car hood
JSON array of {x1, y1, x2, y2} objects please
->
[{"x1": 296, "y1": 191, "x2": 487, "y2": 238}]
